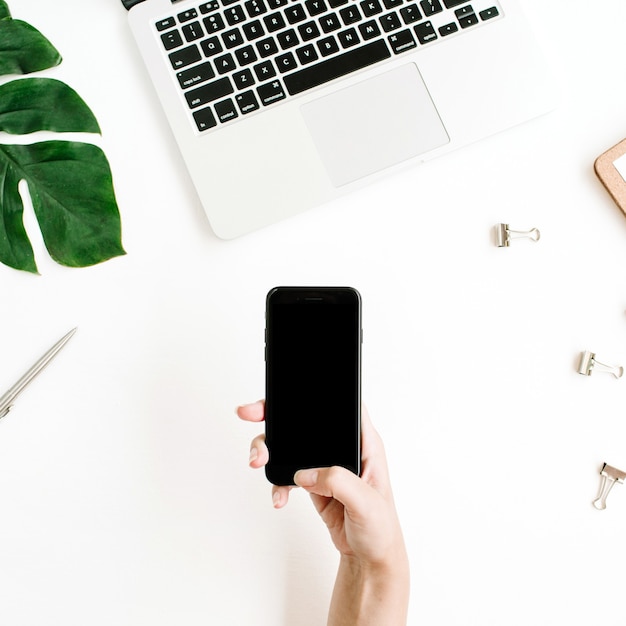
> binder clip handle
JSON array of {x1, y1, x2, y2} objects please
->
[
  {"x1": 593, "y1": 463, "x2": 626, "y2": 510},
  {"x1": 495, "y1": 223, "x2": 540, "y2": 247},
  {"x1": 578, "y1": 351, "x2": 623, "y2": 378}
]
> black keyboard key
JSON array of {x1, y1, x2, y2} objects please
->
[
  {"x1": 277, "y1": 28, "x2": 300, "y2": 49},
  {"x1": 328, "y1": 0, "x2": 349, "y2": 7},
  {"x1": 382, "y1": 0, "x2": 403, "y2": 8},
  {"x1": 479, "y1": 6, "x2": 499, "y2": 20},
  {"x1": 193, "y1": 107, "x2": 217, "y2": 131},
  {"x1": 276, "y1": 51, "x2": 298, "y2": 72},
  {"x1": 236, "y1": 44, "x2": 258, "y2": 65},
  {"x1": 380, "y1": 12, "x2": 401, "y2": 32},
  {"x1": 254, "y1": 60, "x2": 277, "y2": 79},
  {"x1": 233, "y1": 68, "x2": 256, "y2": 88},
  {"x1": 245, "y1": 0, "x2": 268, "y2": 17},
  {"x1": 420, "y1": 0, "x2": 442, "y2": 15},
  {"x1": 388, "y1": 28, "x2": 416, "y2": 53},
  {"x1": 360, "y1": 0, "x2": 383, "y2": 17},
  {"x1": 215, "y1": 98, "x2": 239, "y2": 122},
  {"x1": 320, "y1": 13, "x2": 342, "y2": 32},
  {"x1": 225, "y1": 5, "x2": 247, "y2": 24},
  {"x1": 236, "y1": 90, "x2": 260, "y2": 114},
  {"x1": 438, "y1": 21, "x2": 458, "y2": 35},
  {"x1": 178, "y1": 9, "x2": 198, "y2": 22},
  {"x1": 177, "y1": 61, "x2": 216, "y2": 89},
  {"x1": 283, "y1": 38, "x2": 391, "y2": 95},
  {"x1": 257, "y1": 37, "x2": 279, "y2": 57},
  {"x1": 257, "y1": 79, "x2": 287, "y2": 105},
  {"x1": 186, "y1": 77, "x2": 234, "y2": 108},
  {"x1": 443, "y1": 0, "x2": 467, "y2": 6},
  {"x1": 201, "y1": 36, "x2": 223, "y2": 56},
  {"x1": 359, "y1": 20, "x2": 381, "y2": 39},
  {"x1": 203, "y1": 14, "x2": 226, "y2": 32},
  {"x1": 459, "y1": 13, "x2": 478, "y2": 27},
  {"x1": 161, "y1": 30, "x2": 183, "y2": 50},
  {"x1": 199, "y1": 1, "x2": 220, "y2": 13},
  {"x1": 222, "y1": 27, "x2": 245, "y2": 48},
  {"x1": 182, "y1": 21, "x2": 204, "y2": 42},
  {"x1": 305, "y1": 0, "x2": 328, "y2": 16},
  {"x1": 156, "y1": 17, "x2": 176, "y2": 31},
  {"x1": 243, "y1": 20, "x2": 265, "y2": 39},
  {"x1": 298, "y1": 21, "x2": 321, "y2": 40},
  {"x1": 265, "y1": 12, "x2": 287, "y2": 32},
  {"x1": 414, "y1": 20, "x2": 437, "y2": 43},
  {"x1": 267, "y1": 0, "x2": 288, "y2": 7},
  {"x1": 318, "y1": 35, "x2": 339, "y2": 56},
  {"x1": 215, "y1": 53, "x2": 237, "y2": 74},
  {"x1": 338, "y1": 27, "x2": 360, "y2": 48},
  {"x1": 169, "y1": 44, "x2": 202, "y2": 69},
  {"x1": 400, "y1": 5, "x2": 421, "y2": 24},
  {"x1": 340, "y1": 6, "x2": 362, "y2": 25},
  {"x1": 285, "y1": 5, "x2": 308, "y2": 23},
  {"x1": 454, "y1": 5, "x2": 474, "y2": 18},
  {"x1": 296, "y1": 43, "x2": 319, "y2": 63}
]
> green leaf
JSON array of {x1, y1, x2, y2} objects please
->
[
  {"x1": 0, "y1": 141, "x2": 126, "y2": 272},
  {"x1": 0, "y1": 78, "x2": 100, "y2": 134},
  {"x1": 0, "y1": 2, "x2": 125, "y2": 274},
  {"x1": 0, "y1": 1, "x2": 11, "y2": 20},
  {"x1": 0, "y1": 157, "x2": 37, "y2": 272},
  {"x1": 0, "y1": 18, "x2": 62, "y2": 75}
]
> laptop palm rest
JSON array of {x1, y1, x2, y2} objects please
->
[{"x1": 300, "y1": 62, "x2": 449, "y2": 187}]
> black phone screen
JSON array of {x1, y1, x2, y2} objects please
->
[{"x1": 265, "y1": 287, "x2": 362, "y2": 485}]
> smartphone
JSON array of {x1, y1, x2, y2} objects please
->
[{"x1": 264, "y1": 286, "x2": 362, "y2": 486}]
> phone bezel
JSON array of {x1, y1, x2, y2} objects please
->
[{"x1": 264, "y1": 286, "x2": 362, "y2": 486}]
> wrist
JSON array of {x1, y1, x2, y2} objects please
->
[{"x1": 329, "y1": 548, "x2": 410, "y2": 626}]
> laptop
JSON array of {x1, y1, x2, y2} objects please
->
[{"x1": 122, "y1": 0, "x2": 555, "y2": 239}]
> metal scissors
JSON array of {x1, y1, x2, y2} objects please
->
[{"x1": 0, "y1": 328, "x2": 77, "y2": 419}]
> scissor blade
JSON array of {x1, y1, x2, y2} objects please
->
[{"x1": 0, "y1": 327, "x2": 77, "y2": 418}]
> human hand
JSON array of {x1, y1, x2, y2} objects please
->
[
  {"x1": 237, "y1": 400, "x2": 409, "y2": 625},
  {"x1": 236, "y1": 400, "x2": 404, "y2": 564}
]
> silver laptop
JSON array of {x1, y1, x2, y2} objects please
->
[{"x1": 123, "y1": 0, "x2": 555, "y2": 239}]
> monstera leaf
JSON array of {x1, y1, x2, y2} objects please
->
[
  {"x1": 0, "y1": 1, "x2": 61, "y2": 74},
  {"x1": 0, "y1": 0, "x2": 125, "y2": 273}
]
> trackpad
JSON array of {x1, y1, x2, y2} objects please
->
[{"x1": 301, "y1": 63, "x2": 449, "y2": 187}]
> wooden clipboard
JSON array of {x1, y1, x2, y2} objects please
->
[{"x1": 595, "y1": 138, "x2": 626, "y2": 216}]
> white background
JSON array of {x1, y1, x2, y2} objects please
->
[{"x1": 2, "y1": 0, "x2": 626, "y2": 624}]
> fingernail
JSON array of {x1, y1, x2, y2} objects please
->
[
  {"x1": 272, "y1": 491, "x2": 281, "y2": 508},
  {"x1": 294, "y1": 469, "x2": 318, "y2": 487},
  {"x1": 249, "y1": 447, "x2": 258, "y2": 464}
]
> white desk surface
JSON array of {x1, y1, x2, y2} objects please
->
[{"x1": 2, "y1": 1, "x2": 626, "y2": 624}]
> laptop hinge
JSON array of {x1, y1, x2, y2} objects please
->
[
  {"x1": 121, "y1": 0, "x2": 146, "y2": 9},
  {"x1": 121, "y1": 0, "x2": 184, "y2": 7}
]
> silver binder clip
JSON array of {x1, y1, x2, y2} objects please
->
[
  {"x1": 593, "y1": 463, "x2": 626, "y2": 510},
  {"x1": 495, "y1": 223, "x2": 540, "y2": 247},
  {"x1": 577, "y1": 350, "x2": 623, "y2": 378}
]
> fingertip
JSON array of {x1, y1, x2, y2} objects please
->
[
  {"x1": 296, "y1": 466, "x2": 372, "y2": 512},
  {"x1": 249, "y1": 446, "x2": 259, "y2": 465},
  {"x1": 294, "y1": 468, "x2": 318, "y2": 488},
  {"x1": 272, "y1": 486, "x2": 291, "y2": 509},
  {"x1": 272, "y1": 490, "x2": 282, "y2": 508},
  {"x1": 248, "y1": 435, "x2": 268, "y2": 469},
  {"x1": 236, "y1": 400, "x2": 265, "y2": 422}
]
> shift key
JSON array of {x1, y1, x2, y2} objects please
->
[{"x1": 185, "y1": 77, "x2": 234, "y2": 108}]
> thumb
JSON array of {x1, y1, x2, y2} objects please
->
[{"x1": 294, "y1": 466, "x2": 377, "y2": 518}]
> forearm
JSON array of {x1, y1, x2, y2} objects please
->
[{"x1": 328, "y1": 551, "x2": 410, "y2": 626}]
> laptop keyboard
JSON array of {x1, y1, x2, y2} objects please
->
[{"x1": 155, "y1": 0, "x2": 501, "y2": 132}]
